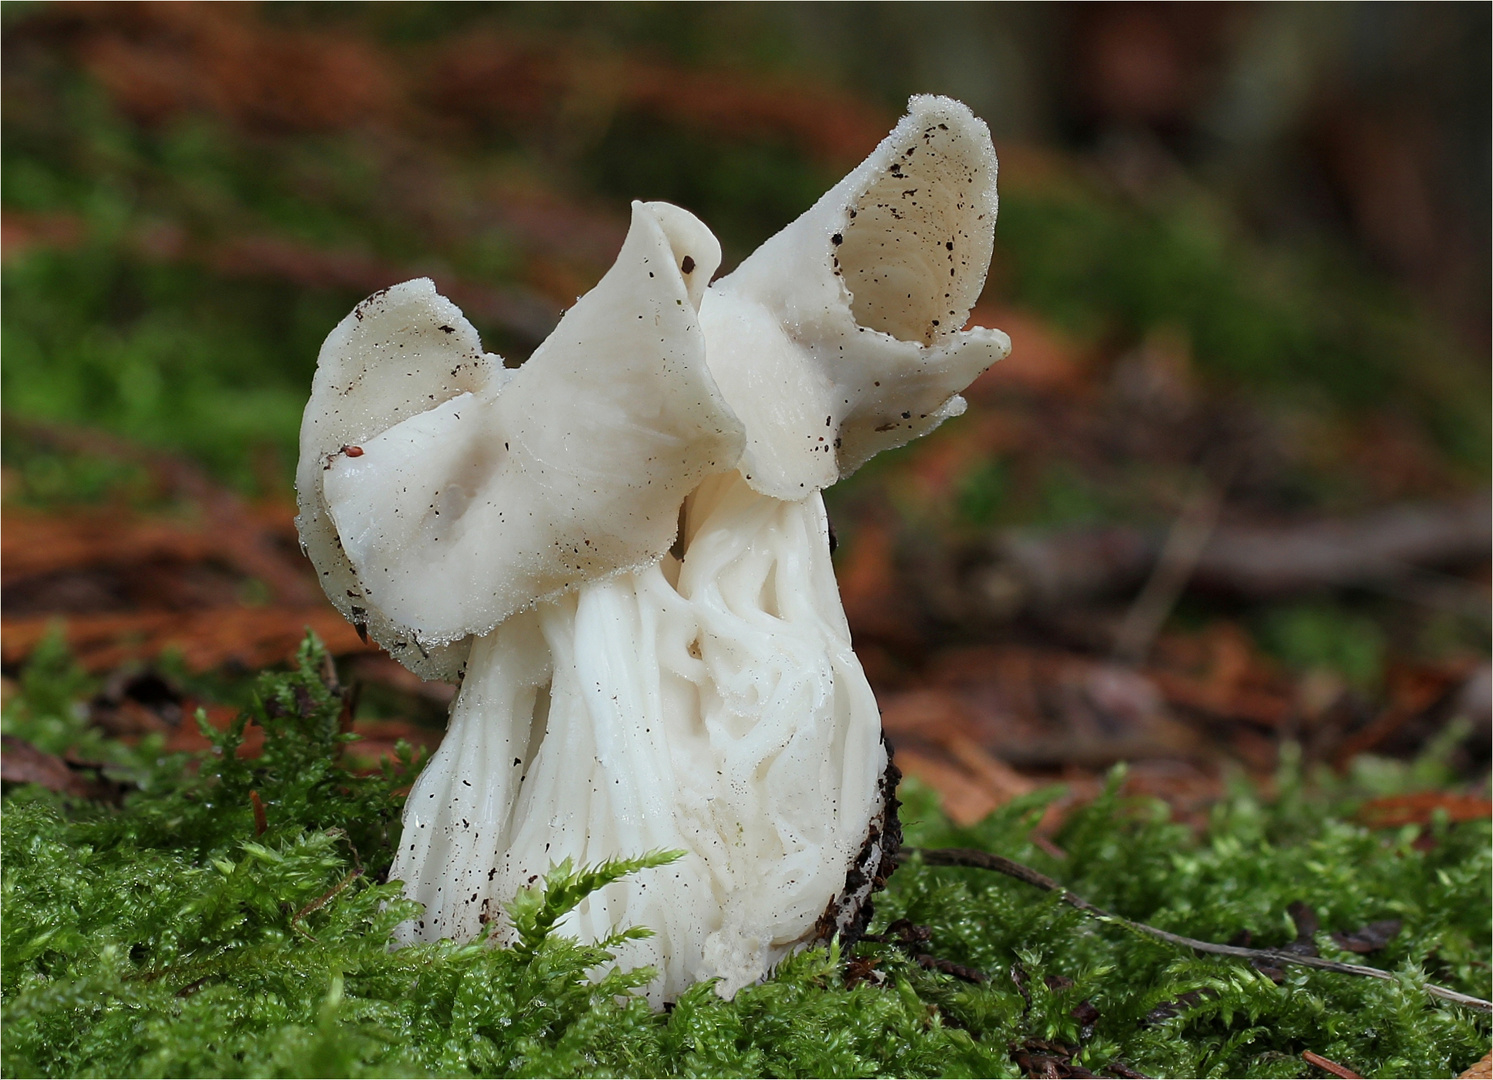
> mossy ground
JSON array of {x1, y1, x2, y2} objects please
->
[
  {"x1": 2, "y1": 8, "x2": 1489, "y2": 1077},
  {"x1": 2, "y1": 635, "x2": 1487, "y2": 1079}
]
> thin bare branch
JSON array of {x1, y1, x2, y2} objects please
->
[
  {"x1": 954, "y1": 493, "x2": 1492, "y2": 624},
  {"x1": 896, "y1": 846, "x2": 1493, "y2": 1014},
  {"x1": 1112, "y1": 476, "x2": 1222, "y2": 666}
]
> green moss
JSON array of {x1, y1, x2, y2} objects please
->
[
  {"x1": 2, "y1": 636, "x2": 1487, "y2": 1077},
  {"x1": 955, "y1": 457, "x2": 1010, "y2": 530},
  {"x1": 0, "y1": 245, "x2": 361, "y2": 493},
  {"x1": 1253, "y1": 604, "x2": 1388, "y2": 693}
]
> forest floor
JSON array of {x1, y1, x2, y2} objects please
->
[{"x1": 1, "y1": 6, "x2": 1489, "y2": 1078}]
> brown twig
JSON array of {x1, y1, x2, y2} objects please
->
[
  {"x1": 290, "y1": 868, "x2": 361, "y2": 942},
  {"x1": 249, "y1": 790, "x2": 268, "y2": 836},
  {"x1": 861, "y1": 919, "x2": 989, "y2": 984},
  {"x1": 174, "y1": 975, "x2": 211, "y2": 999},
  {"x1": 1302, "y1": 1050, "x2": 1363, "y2": 1079},
  {"x1": 963, "y1": 493, "x2": 1492, "y2": 622},
  {"x1": 323, "y1": 827, "x2": 365, "y2": 875},
  {"x1": 1112, "y1": 476, "x2": 1223, "y2": 666},
  {"x1": 895, "y1": 846, "x2": 1493, "y2": 1014}
]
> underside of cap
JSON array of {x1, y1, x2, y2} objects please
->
[
  {"x1": 700, "y1": 94, "x2": 1009, "y2": 500},
  {"x1": 836, "y1": 95, "x2": 1000, "y2": 347}
]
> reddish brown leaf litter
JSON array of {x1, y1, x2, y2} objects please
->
[
  {"x1": 1, "y1": 420, "x2": 370, "y2": 672},
  {"x1": 16, "y1": 2, "x2": 889, "y2": 165},
  {"x1": 878, "y1": 642, "x2": 1229, "y2": 826},
  {"x1": 152, "y1": 697, "x2": 437, "y2": 768},
  {"x1": 0, "y1": 426, "x2": 443, "y2": 768},
  {"x1": 3, "y1": 509, "x2": 227, "y2": 583},
  {"x1": 831, "y1": 342, "x2": 1490, "y2": 822},
  {"x1": 1, "y1": 697, "x2": 437, "y2": 791},
  {"x1": 1329, "y1": 919, "x2": 1402, "y2": 955},
  {"x1": 55, "y1": 2, "x2": 399, "y2": 133},
  {"x1": 0, "y1": 735, "x2": 125, "y2": 802},
  {"x1": 3, "y1": 0, "x2": 1490, "y2": 820},
  {"x1": 6, "y1": 419, "x2": 321, "y2": 605},
  {"x1": 0, "y1": 211, "x2": 85, "y2": 262},
  {"x1": 1359, "y1": 793, "x2": 1493, "y2": 829},
  {"x1": 1462, "y1": 1051, "x2": 1493, "y2": 1079},
  {"x1": 1, "y1": 607, "x2": 370, "y2": 678},
  {"x1": 3, "y1": 3, "x2": 897, "y2": 344},
  {"x1": 4, "y1": 408, "x2": 1487, "y2": 829},
  {"x1": 1333, "y1": 659, "x2": 1488, "y2": 766}
]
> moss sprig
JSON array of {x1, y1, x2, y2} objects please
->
[{"x1": 2, "y1": 636, "x2": 1487, "y2": 1078}]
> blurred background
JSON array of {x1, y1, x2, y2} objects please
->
[{"x1": 2, "y1": 2, "x2": 1488, "y2": 829}]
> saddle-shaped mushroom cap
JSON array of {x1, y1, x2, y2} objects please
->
[
  {"x1": 701, "y1": 94, "x2": 1010, "y2": 500},
  {"x1": 305, "y1": 202, "x2": 744, "y2": 654},
  {"x1": 295, "y1": 278, "x2": 497, "y2": 680}
]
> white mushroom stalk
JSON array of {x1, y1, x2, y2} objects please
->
[{"x1": 296, "y1": 95, "x2": 1007, "y2": 1005}]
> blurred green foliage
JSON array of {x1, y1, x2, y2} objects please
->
[
  {"x1": 2, "y1": 3, "x2": 1486, "y2": 496},
  {"x1": 956, "y1": 457, "x2": 1011, "y2": 530},
  {"x1": 999, "y1": 193, "x2": 1489, "y2": 470},
  {"x1": 954, "y1": 459, "x2": 1118, "y2": 532},
  {"x1": 1254, "y1": 604, "x2": 1389, "y2": 693},
  {"x1": 2, "y1": 635, "x2": 1488, "y2": 1078},
  {"x1": 1, "y1": 12, "x2": 1487, "y2": 1072},
  {"x1": 2, "y1": 247, "x2": 357, "y2": 488},
  {"x1": 582, "y1": 117, "x2": 835, "y2": 258}
]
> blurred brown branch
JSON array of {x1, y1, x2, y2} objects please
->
[{"x1": 947, "y1": 494, "x2": 1491, "y2": 626}]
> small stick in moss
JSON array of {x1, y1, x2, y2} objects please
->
[
  {"x1": 174, "y1": 975, "x2": 211, "y2": 999},
  {"x1": 324, "y1": 826, "x2": 364, "y2": 874},
  {"x1": 862, "y1": 918, "x2": 987, "y2": 984},
  {"x1": 915, "y1": 954, "x2": 986, "y2": 983},
  {"x1": 1303, "y1": 1050, "x2": 1364, "y2": 1079},
  {"x1": 897, "y1": 846, "x2": 1493, "y2": 1014},
  {"x1": 291, "y1": 869, "x2": 361, "y2": 942}
]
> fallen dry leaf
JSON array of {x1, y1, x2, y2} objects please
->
[
  {"x1": 892, "y1": 747, "x2": 1001, "y2": 827},
  {"x1": 1359, "y1": 792, "x2": 1493, "y2": 829},
  {"x1": 2, "y1": 509, "x2": 225, "y2": 583},
  {"x1": 0, "y1": 735, "x2": 123, "y2": 802},
  {"x1": 1330, "y1": 919, "x2": 1402, "y2": 955},
  {"x1": 1460, "y1": 1050, "x2": 1492, "y2": 1079}
]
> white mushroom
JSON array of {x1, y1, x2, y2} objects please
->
[
  {"x1": 296, "y1": 96, "x2": 1005, "y2": 1006},
  {"x1": 302, "y1": 202, "x2": 743, "y2": 652},
  {"x1": 701, "y1": 94, "x2": 1010, "y2": 498},
  {"x1": 294, "y1": 277, "x2": 494, "y2": 680}
]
